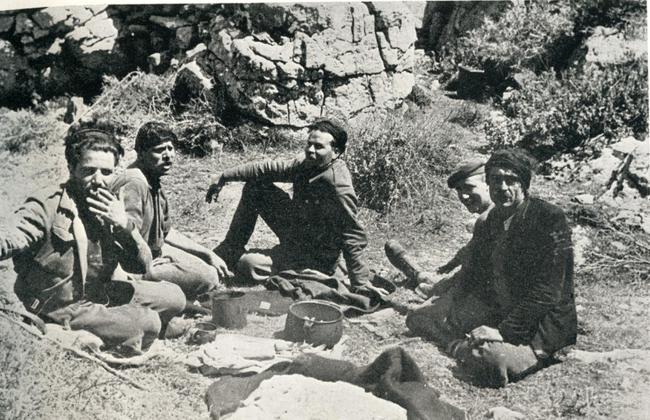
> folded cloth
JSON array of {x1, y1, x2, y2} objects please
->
[
  {"x1": 265, "y1": 269, "x2": 395, "y2": 314},
  {"x1": 205, "y1": 347, "x2": 467, "y2": 420}
]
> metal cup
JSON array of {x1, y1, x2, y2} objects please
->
[{"x1": 211, "y1": 291, "x2": 247, "y2": 329}]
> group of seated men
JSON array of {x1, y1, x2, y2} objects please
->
[{"x1": 0, "y1": 117, "x2": 576, "y2": 386}]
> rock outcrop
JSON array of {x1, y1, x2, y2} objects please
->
[
  {"x1": 198, "y1": 3, "x2": 416, "y2": 126},
  {"x1": 0, "y1": 3, "x2": 416, "y2": 126}
]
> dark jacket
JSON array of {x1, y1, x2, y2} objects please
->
[
  {"x1": 2, "y1": 184, "x2": 151, "y2": 315},
  {"x1": 463, "y1": 197, "x2": 577, "y2": 355},
  {"x1": 221, "y1": 156, "x2": 372, "y2": 288}
]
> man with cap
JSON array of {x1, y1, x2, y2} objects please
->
[
  {"x1": 0, "y1": 126, "x2": 186, "y2": 354},
  {"x1": 205, "y1": 117, "x2": 388, "y2": 298},
  {"x1": 385, "y1": 158, "x2": 493, "y2": 297},
  {"x1": 406, "y1": 148, "x2": 576, "y2": 386},
  {"x1": 112, "y1": 122, "x2": 231, "y2": 304}
]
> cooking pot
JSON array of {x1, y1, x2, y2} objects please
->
[{"x1": 283, "y1": 300, "x2": 343, "y2": 348}]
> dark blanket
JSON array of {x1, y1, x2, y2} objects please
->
[
  {"x1": 205, "y1": 347, "x2": 467, "y2": 420},
  {"x1": 265, "y1": 269, "x2": 396, "y2": 314}
]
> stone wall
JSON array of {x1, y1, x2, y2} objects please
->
[{"x1": 0, "y1": 3, "x2": 416, "y2": 127}]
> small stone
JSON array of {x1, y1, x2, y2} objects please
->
[
  {"x1": 573, "y1": 194, "x2": 594, "y2": 205},
  {"x1": 176, "y1": 26, "x2": 195, "y2": 50},
  {"x1": 14, "y1": 13, "x2": 34, "y2": 35},
  {"x1": 486, "y1": 406, "x2": 525, "y2": 420},
  {"x1": 0, "y1": 16, "x2": 14, "y2": 33}
]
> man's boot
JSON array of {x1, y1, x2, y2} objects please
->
[{"x1": 384, "y1": 240, "x2": 424, "y2": 283}]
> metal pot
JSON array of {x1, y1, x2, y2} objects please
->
[{"x1": 283, "y1": 300, "x2": 343, "y2": 348}]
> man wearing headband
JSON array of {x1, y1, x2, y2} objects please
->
[
  {"x1": 205, "y1": 117, "x2": 388, "y2": 298},
  {"x1": 112, "y1": 122, "x2": 231, "y2": 306},
  {"x1": 406, "y1": 148, "x2": 576, "y2": 386},
  {"x1": 0, "y1": 127, "x2": 185, "y2": 354},
  {"x1": 385, "y1": 158, "x2": 493, "y2": 298}
]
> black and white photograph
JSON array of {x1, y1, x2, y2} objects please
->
[{"x1": 0, "y1": 1, "x2": 648, "y2": 418}]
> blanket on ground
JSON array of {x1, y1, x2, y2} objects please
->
[
  {"x1": 205, "y1": 347, "x2": 467, "y2": 420},
  {"x1": 265, "y1": 269, "x2": 396, "y2": 314}
]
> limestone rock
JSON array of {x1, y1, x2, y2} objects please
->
[
  {"x1": 486, "y1": 407, "x2": 525, "y2": 420},
  {"x1": 584, "y1": 26, "x2": 647, "y2": 65},
  {"x1": 14, "y1": 13, "x2": 35, "y2": 35},
  {"x1": 0, "y1": 15, "x2": 14, "y2": 33},
  {"x1": 150, "y1": 15, "x2": 190, "y2": 30},
  {"x1": 0, "y1": 40, "x2": 37, "y2": 107},
  {"x1": 200, "y1": 2, "x2": 416, "y2": 127}
]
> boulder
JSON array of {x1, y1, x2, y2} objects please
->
[
  {"x1": 172, "y1": 56, "x2": 224, "y2": 115},
  {"x1": 0, "y1": 15, "x2": 14, "y2": 33},
  {"x1": 201, "y1": 2, "x2": 416, "y2": 127},
  {"x1": 14, "y1": 13, "x2": 35, "y2": 35},
  {"x1": 0, "y1": 40, "x2": 37, "y2": 107},
  {"x1": 584, "y1": 26, "x2": 647, "y2": 65}
]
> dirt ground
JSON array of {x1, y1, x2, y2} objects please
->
[{"x1": 1, "y1": 120, "x2": 649, "y2": 419}]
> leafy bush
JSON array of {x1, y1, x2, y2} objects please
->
[
  {"x1": 0, "y1": 109, "x2": 65, "y2": 154},
  {"x1": 485, "y1": 56, "x2": 648, "y2": 154},
  {"x1": 446, "y1": 2, "x2": 576, "y2": 81},
  {"x1": 347, "y1": 108, "x2": 468, "y2": 214}
]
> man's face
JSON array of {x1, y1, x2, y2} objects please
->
[
  {"x1": 304, "y1": 129, "x2": 338, "y2": 168},
  {"x1": 455, "y1": 175, "x2": 492, "y2": 214},
  {"x1": 69, "y1": 150, "x2": 117, "y2": 197},
  {"x1": 487, "y1": 167, "x2": 526, "y2": 211},
  {"x1": 140, "y1": 141, "x2": 175, "y2": 178}
]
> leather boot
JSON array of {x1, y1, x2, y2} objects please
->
[{"x1": 384, "y1": 240, "x2": 423, "y2": 282}]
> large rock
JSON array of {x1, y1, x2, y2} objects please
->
[
  {"x1": 202, "y1": 2, "x2": 416, "y2": 127},
  {"x1": 584, "y1": 26, "x2": 647, "y2": 65},
  {"x1": 0, "y1": 40, "x2": 37, "y2": 107}
]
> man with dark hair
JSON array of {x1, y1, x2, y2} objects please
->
[
  {"x1": 386, "y1": 158, "x2": 493, "y2": 297},
  {"x1": 205, "y1": 117, "x2": 387, "y2": 297},
  {"x1": 0, "y1": 128, "x2": 185, "y2": 354},
  {"x1": 406, "y1": 148, "x2": 576, "y2": 386},
  {"x1": 112, "y1": 122, "x2": 230, "y2": 303}
]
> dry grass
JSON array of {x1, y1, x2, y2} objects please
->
[{"x1": 1, "y1": 80, "x2": 649, "y2": 419}]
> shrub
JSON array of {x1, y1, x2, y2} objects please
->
[
  {"x1": 485, "y1": 56, "x2": 648, "y2": 154},
  {"x1": 0, "y1": 109, "x2": 65, "y2": 154},
  {"x1": 446, "y1": 2, "x2": 576, "y2": 82},
  {"x1": 347, "y1": 108, "x2": 469, "y2": 214}
]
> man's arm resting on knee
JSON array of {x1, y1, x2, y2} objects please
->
[
  {"x1": 0, "y1": 198, "x2": 48, "y2": 260},
  {"x1": 164, "y1": 228, "x2": 231, "y2": 277}
]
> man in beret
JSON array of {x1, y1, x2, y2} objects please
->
[
  {"x1": 112, "y1": 122, "x2": 231, "y2": 305},
  {"x1": 406, "y1": 148, "x2": 576, "y2": 386},
  {"x1": 205, "y1": 118, "x2": 388, "y2": 298},
  {"x1": 0, "y1": 127, "x2": 185, "y2": 354},
  {"x1": 385, "y1": 158, "x2": 493, "y2": 297}
]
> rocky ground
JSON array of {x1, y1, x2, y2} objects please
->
[{"x1": 1, "y1": 96, "x2": 649, "y2": 419}]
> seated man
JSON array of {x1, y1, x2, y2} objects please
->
[
  {"x1": 205, "y1": 118, "x2": 387, "y2": 298},
  {"x1": 111, "y1": 122, "x2": 230, "y2": 303},
  {"x1": 386, "y1": 158, "x2": 493, "y2": 298},
  {"x1": 0, "y1": 128, "x2": 185, "y2": 354},
  {"x1": 406, "y1": 149, "x2": 576, "y2": 386}
]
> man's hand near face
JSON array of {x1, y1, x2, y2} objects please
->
[{"x1": 86, "y1": 187, "x2": 129, "y2": 230}]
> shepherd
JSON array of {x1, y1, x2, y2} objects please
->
[
  {"x1": 406, "y1": 148, "x2": 577, "y2": 386},
  {"x1": 205, "y1": 117, "x2": 388, "y2": 299},
  {"x1": 0, "y1": 126, "x2": 185, "y2": 354}
]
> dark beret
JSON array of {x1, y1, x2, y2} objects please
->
[
  {"x1": 309, "y1": 117, "x2": 348, "y2": 152},
  {"x1": 485, "y1": 148, "x2": 537, "y2": 190},
  {"x1": 447, "y1": 158, "x2": 486, "y2": 188}
]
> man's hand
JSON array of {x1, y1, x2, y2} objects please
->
[
  {"x1": 468, "y1": 325, "x2": 503, "y2": 344},
  {"x1": 205, "y1": 251, "x2": 233, "y2": 279},
  {"x1": 87, "y1": 187, "x2": 128, "y2": 230},
  {"x1": 205, "y1": 175, "x2": 226, "y2": 203}
]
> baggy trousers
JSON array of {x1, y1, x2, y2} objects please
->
[
  {"x1": 406, "y1": 286, "x2": 545, "y2": 386},
  {"x1": 220, "y1": 181, "x2": 319, "y2": 282},
  {"x1": 45, "y1": 279, "x2": 186, "y2": 354}
]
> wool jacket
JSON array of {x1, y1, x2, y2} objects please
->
[
  {"x1": 462, "y1": 197, "x2": 577, "y2": 355},
  {"x1": 221, "y1": 156, "x2": 372, "y2": 288},
  {"x1": 1, "y1": 184, "x2": 151, "y2": 315}
]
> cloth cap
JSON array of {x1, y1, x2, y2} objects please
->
[
  {"x1": 309, "y1": 117, "x2": 348, "y2": 152},
  {"x1": 485, "y1": 148, "x2": 537, "y2": 190},
  {"x1": 447, "y1": 158, "x2": 485, "y2": 188}
]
